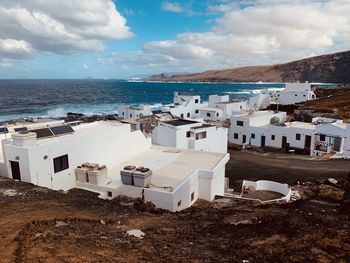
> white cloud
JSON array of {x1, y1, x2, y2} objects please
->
[
  {"x1": 101, "y1": 0, "x2": 350, "y2": 76},
  {"x1": 161, "y1": 1, "x2": 184, "y2": 13},
  {"x1": 0, "y1": 58, "x2": 15, "y2": 67},
  {"x1": 0, "y1": 0, "x2": 132, "y2": 66}
]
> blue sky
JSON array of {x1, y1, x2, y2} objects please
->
[{"x1": 0, "y1": 0, "x2": 349, "y2": 79}]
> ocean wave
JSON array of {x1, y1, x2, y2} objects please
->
[{"x1": 224, "y1": 87, "x2": 284, "y2": 95}]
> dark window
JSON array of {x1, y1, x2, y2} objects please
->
[
  {"x1": 195, "y1": 99, "x2": 199, "y2": 104},
  {"x1": 107, "y1": 191, "x2": 112, "y2": 198},
  {"x1": 234, "y1": 133, "x2": 239, "y2": 139},
  {"x1": 296, "y1": 133, "x2": 301, "y2": 141},
  {"x1": 178, "y1": 200, "x2": 182, "y2": 207},
  {"x1": 53, "y1": 154, "x2": 69, "y2": 173},
  {"x1": 295, "y1": 94, "x2": 298, "y2": 96},
  {"x1": 0, "y1": 127, "x2": 9, "y2": 134},
  {"x1": 187, "y1": 113, "x2": 190, "y2": 118},
  {"x1": 303, "y1": 94, "x2": 306, "y2": 97},
  {"x1": 186, "y1": 131, "x2": 191, "y2": 138},
  {"x1": 207, "y1": 112, "x2": 210, "y2": 117},
  {"x1": 216, "y1": 113, "x2": 219, "y2": 117},
  {"x1": 196, "y1": 131, "x2": 207, "y2": 140},
  {"x1": 271, "y1": 135, "x2": 275, "y2": 140},
  {"x1": 130, "y1": 114, "x2": 132, "y2": 118},
  {"x1": 237, "y1": 120, "x2": 244, "y2": 127},
  {"x1": 251, "y1": 133, "x2": 255, "y2": 139},
  {"x1": 191, "y1": 192, "x2": 195, "y2": 201},
  {"x1": 195, "y1": 109, "x2": 199, "y2": 114},
  {"x1": 320, "y1": 134, "x2": 326, "y2": 141},
  {"x1": 240, "y1": 105, "x2": 242, "y2": 109},
  {"x1": 122, "y1": 112, "x2": 124, "y2": 116},
  {"x1": 181, "y1": 114, "x2": 184, "y2": 118}
]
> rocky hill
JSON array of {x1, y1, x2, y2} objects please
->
[{"x1": 149, "y1": 50, "x2": 350, "y2": 83}]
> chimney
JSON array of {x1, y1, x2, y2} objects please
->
[{"x1": 11, "y1": 132, "x2": 37, "y2": 147}]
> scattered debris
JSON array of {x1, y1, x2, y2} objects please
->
[
  {"x1": 328, "y1": 178, "x2": 338, "y2": 185},
  {"x1": 0, "y1": 189, "x2": 20, "y2": 197},
  {"x1": 127, "y1": 229, "x2": 145, "y2": 239},
  {"x1": 55, "y1": 221, "x2": 68, "y2": 227}
]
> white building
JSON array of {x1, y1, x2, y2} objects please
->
[
  {"x1": 1, "y1": 121, "x2": 229, "y2": 212},
  {"x1": 117, "y1": 104, "x2": 153, "y2": 119},
  {"x1": 161, "y1": 92, "x2": 208, "y2": 119},
  {"x1": 229, "y1": 110, "x2": 288, "y2": 146},
  {"x1": 122, "y1": 116, "x2": 228, "y2": 154},
  {"x1": 248, "y1": 121, "x2": 315, "y2": 150},
  {"x1": 151, "y1": 119, "x2": 228, "y2": 153},
  {"x1": 200, "y1": 95, "x2": 249, "y2": 121},
  {"x1": 311, "y1": 119, "x2": 350, "y2": 158},
  {"x1": 249, "y1": 83, "x2": 317, "y2": 109}
]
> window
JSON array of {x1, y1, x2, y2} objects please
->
[
  {"x1": 234, "y1": 133, "x2": 239, "y2": 139},
  {"x1": 295, "y1": 94, "x2": 298, "y2": 96},
  {"x1": 191, "y1": 192, "x2": 195, "y2": 201},
  {"x1": 186, "y1": 131, "x2": 191, "y2": 138},
  {"x1": 187, "y1": 113, "x2": 190, "y2": 118},
  {"x1": 251, "y1": 133, "x2": 255, "y2": 139},
  {"x1": 53, "y1": 154, "x2": 69, "y2": 173},
  {"x1": 303, "y1": 94, "x2": 306, "y2": 97},
  {"x1": 207, "y1": 112, "x2": 211, "y2": 117},
  {"x1": 130, "y1": 114, "x2": 132, "y2": 118},
  {"x1": 271, "y1": 135, "x2": 275, "y2": 140},
  {"x1": 181, "y1": 114, "x2": 184, "y2": 118},
  {"x1": 195, "y1": 109, "x2": 199, "y2": 114},
  {"x1": 195, "y1": 99, "x2": 199, "y2": 104},
  {"x1": 177, "y1": 200, "x2": 182, "y2": 207},
  {"x1": 320, "y1": 134, "x2": 326, "y2": 141},
  {"x1": 237, "y1": 120, "x2": 244, "y2": 127},
  {"x1": 107, "y1": 191, "x2": 112, "y2": 198},
  {"x1": 240, "y1": 106, "x2": 242, "y2": 109},
  {"x1": 216, "y1": 113, "x2": 219, "y2": 117},
  {"x1": 196, "y1": 131, "x2": 207, "y2": 140},
  {"x1": 296, "y1": 133, "x2": 301, "y2": 141},
  {"x1": 122, "y1": 112, "x2": 124, "y2": 116}
]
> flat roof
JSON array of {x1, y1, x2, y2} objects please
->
[
  {"x1": 284, "y1": 121, "x2": 316, "y2": 130},
  {"x1": 162, "y1": 119, "x2": 199, "y2": 127},
  {"x1": 200, "y1": 108, "x2": 220, "y2": 112},
  {"x1": 234, "y1": 110, "x2": 286, "y2": 119},
  {"x1": 262, "y1": 121, "x2": 316, "y2": 130},
  {"x1": 6, "y1": 121, "x2": 126, "y2": 146},
  {"x1": 191, "y1": 124, "x2": 214, "y2": 130},
  {"x1": 217, "y1": 100, "x2": 244, "y2": 105},
  {"x1": 108, "y1": 146, "x2": 227, "y2": 191}
]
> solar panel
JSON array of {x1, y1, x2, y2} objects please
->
[
  {"x1": 14, "y1": 127, "x2": 28, "y2": 132},
  {"x1": 31, "y1": 128, "x2": 54, "y2": 139},
  {"x1": 50, "y1": 125, "x2": 75, "y2": 136}
]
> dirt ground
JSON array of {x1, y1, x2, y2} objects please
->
[{"x1": 0, "y1": 150, "x2": 350, "y2": 263}]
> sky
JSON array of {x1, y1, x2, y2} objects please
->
[{"x1": 0, "y1": 0, "x2": 349, "y2": 79}]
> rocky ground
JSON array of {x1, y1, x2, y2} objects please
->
[{"x1": 1, "y1": 149, "x2": 350, "y2": 263}]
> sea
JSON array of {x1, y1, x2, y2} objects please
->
[{"x1": 0, "y1": 79, "x2": 287, "y2": 122}]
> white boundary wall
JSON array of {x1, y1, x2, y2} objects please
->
[{"x1": 242, "y1": 180, "x2": 292, "y2": 203}]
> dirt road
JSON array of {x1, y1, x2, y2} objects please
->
[{"x1": 226, "y1": 149, "x2": 350, "y2": 186}]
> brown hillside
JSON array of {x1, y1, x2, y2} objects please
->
[{"x1": 149, "y1": 50, "x2": 350, "y2": 83}]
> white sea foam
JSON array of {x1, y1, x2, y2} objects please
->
[{"x1": 224, "y1": 87, "x2": 284, "y2": 95}]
